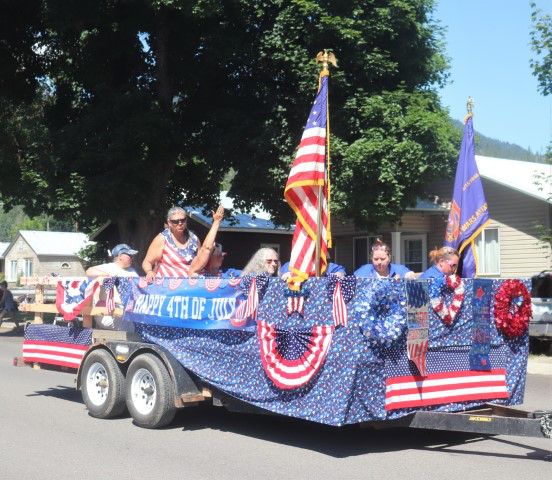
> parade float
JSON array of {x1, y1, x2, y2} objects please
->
[{"x1": 15, "y1": 52, "x2": 551, "y2": 438}]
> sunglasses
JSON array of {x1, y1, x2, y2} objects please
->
[
  {"x1": 265, "y1": 259, "x2": 279, "y2": 264},
  {"x1": 169, "y1": 218, "x2": 187, "y2": 225}
]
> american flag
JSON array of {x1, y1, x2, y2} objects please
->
[
  {"x1": 385, "y1": 346, "x2": 509, "y2": 411},
  {"x1": 258, "y1": 321, "x2": 334, "y2": 390},
  {"x1": 332, "y1": 280, "x2": 348, "y2": 327},
  {"x1": 22, "y1": 324, "x2": 92, "y2": 369},
  {"x1": 284, "y1": 72, "x2": 330, "y2": 288}
]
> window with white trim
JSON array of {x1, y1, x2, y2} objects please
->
[
  {"x1": 24, "y1": 258, "x2": 33, "y2": 277},
  {"x1": 401, "y1": 234, "x2": 427, "y2": 272},
  {"x1": 9, "y1": 260, "x2": 18, "y2": 282},
  {"x1": 353, "y1": 236, "x2": 378, "y2": 271},
  {"x1": 475, "y1": 228, "x2": 500, "y2": 275}
]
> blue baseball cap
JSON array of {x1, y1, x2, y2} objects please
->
[{"x1": 111, "y1": 243, "x2": 138, "y2": 257}]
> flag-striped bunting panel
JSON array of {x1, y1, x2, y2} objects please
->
[{"x1": 385, "y1": 368, "x2": 509, "y2": 410}]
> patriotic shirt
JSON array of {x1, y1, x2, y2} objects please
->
[{"x1": 157, "y1": 228, "x2": 199, "y2": 277}]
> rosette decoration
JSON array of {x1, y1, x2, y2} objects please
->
[
  {"x1": 356, "y1": 281, "x2": 407, "y2": 348},
  {"x1": 429, "y1": 274, "x2": 465, "y2": 325},
  {"x1": 493, "y1": 279, "x2": 532, "y2": 338}
]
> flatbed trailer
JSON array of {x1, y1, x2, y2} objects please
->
[
  {"x1": 15, "y1": 327, "x2": 552, "y2": 439},
  {"x1": 14, "y1": 275, "x2": 552, "y2": 441}
]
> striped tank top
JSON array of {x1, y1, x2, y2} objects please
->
[{"x1": 156, "y1": 228, "x2": 200, "y2": 278}]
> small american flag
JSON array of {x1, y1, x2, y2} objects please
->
[
  {"x1": 244, "y1": 277, "x2": 259, "y2": 320},
  {"x1": 286, "y1": 295, "x2": 305, "y2": 315},
  {"x1": 22, "y1": 324, "x2": 92, "y2": 369},
  {"x1": 385, "y1": 346, "x2": 509, "y2": 411},
  {"x1": 284, "y1": 72, "x2": 330, "y2": 287},
  {"x1": 332, "y1": 280, "x2": 348, "y2": 327}
]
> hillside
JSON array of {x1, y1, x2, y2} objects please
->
[{"x1": 451, "y1": 119, "x2": 546, "y2": 163}]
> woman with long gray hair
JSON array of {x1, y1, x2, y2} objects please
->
[{"x1": 242, "y1": 248, "x2": 280, "y2": 277}]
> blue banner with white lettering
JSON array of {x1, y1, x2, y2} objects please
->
[{"x1": 122, "y1": 277, "x2": 255, "y2": 330}]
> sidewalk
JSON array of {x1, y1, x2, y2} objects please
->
[{"x1": 527, "y1": 355, "x2": 552, "y2": 375}]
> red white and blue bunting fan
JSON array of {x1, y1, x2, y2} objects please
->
[
  {"x1": 258, "y1": 321, "x2": 334, "y2": 390},
  {"x1": 430, "y1": 274, "x2": 465, "y2": 325},
  {"x1": 56, "y1": 278, "x2": 100, "y2": 321},
  {"x1": 325, "y1": 275, "x2": 356, "y2": 328}
]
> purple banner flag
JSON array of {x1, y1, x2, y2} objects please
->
[{"x1": 444, "y1": 116, "x2": 490, "y2": 277}]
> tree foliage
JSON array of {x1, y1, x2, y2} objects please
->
[
  {"x1": 0, "y1": 0, "x2": 458, "y2": 255},
  {"x1": 530, "y1": 2, "x2": 552, "y2": 97}
]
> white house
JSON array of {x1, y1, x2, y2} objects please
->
[
  {"x1": 3, "y1": 231, "x2": 91, "y2": 284},
  {"x1": 332, "y1": 156, "x2": 552, "y2": 278}
]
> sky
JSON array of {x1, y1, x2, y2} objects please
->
[{"x1": 434, "y1": 0, "x2": 551, "y2": 154}]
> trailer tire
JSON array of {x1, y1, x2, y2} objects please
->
[
  {"x1": 81, "y1": 349, "x2": 126, "y2": 419},
  {"x1": 125, "y1": 353, "x2": 177, "y2": 429}
]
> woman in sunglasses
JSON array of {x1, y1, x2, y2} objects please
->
[
  {"x1": 242, "y1": 248, "x2": 280, "y2": 277},
  {"x1": 142, "y1": 205, "x2": 224, "y2": 282},
  {"x1": 419, "y1": 246, "x2": 460, "y2": 279}
]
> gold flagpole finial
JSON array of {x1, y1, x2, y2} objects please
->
[
  {"x1": 464, "y1": 96, "x2": 474, "y2": 123},
  {"x1": 316, "y1": 49, "x2": 337, "y2": 74},
  {"x1": 466, "y1": 96, "x2": 474, "y2": 114}
]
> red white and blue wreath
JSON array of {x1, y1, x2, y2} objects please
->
[
  {"x1": 429, "y1": 274, "x2": 465, "y2": 326},
  {"x1": 355, "y1": 281, "x2": 407, "y2": 348},
  {"x1": 493, "y1": 279, "x2": 532, "y2": 338}
]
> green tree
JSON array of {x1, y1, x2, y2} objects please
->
[
  {"x1": 530, "y1": 2, "x2": 552, "y2": 96},
  {"x1": 0, "y1": 0, "x2": 458, "y2": 259}
]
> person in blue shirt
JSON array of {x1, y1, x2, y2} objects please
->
[
  {"x1": 280, "y1": 259, "x2": 346, "y2": 279},
  {"x1": 419, "y1": 246, "x2": 460, "y2": 279},
  {"x1": 354, "y1": 239, "x2": 416, "y2": 279}
]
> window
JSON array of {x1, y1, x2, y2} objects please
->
[
  {"x1": 24, "y1": 259, "x2": 33, "y2": 277},
  {"x1": 61, "y1": 262, "x2": 70, "y2": 269},
  {"x1": 10, "y1": 260, "x2": 18, "y2": 282},
  {"x1": 475, "y1": 228, "x2": 500, "y2": 275},
  {"x1": 401, "y1": 235, "x2": 427, "y2": 273},
  {"x1": 353, "y1": 236, "x2": 377, "y2": 271}
]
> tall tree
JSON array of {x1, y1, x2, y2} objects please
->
[{"x1": 0, "y1": 0, "x2": 458, "y2": 262}]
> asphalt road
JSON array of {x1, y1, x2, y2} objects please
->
[{"x1": 0, "y1": 330, "x2": 551, "y2": 480}]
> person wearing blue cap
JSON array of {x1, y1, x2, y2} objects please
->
[
  {"x1": 86, "y1": 243, "x2": 139, "y2": 277},
  {"x1": 85, "y1": 244, "x2": 139, "y2": 330}
]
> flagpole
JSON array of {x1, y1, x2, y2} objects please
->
[{"x1": 315, "y1": 50, "x2": 336, "y2": 276}]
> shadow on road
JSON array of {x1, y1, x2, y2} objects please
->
[
  {"x1": 166, "y1": 405, "x2": 551, "y2": 461},
  {"x1": 28, "y1": 385, "x2": 82, "y2": 404}
]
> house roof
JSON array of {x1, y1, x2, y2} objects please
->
[
  {"x1": 14, "y1": 231, "x2": 91, "y2": 257},
  {"x1": 0, "y1": 242, "x2": 9, "y2": 259},
  {"x1": 476, "y1": 155, "x2": 552, "y2": 203},
  {"x1": 185, "y1": 191, "x2": 294, "y2": 234}
]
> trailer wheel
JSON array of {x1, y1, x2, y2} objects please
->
[
  {"x1": 125, "y1": 353, "x2": 176, "y2": 429},
  {"x1": 81, "y1": 349, "x2": 126, "y2": 418}
]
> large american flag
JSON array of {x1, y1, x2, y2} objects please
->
[
  {"x1": 284, "y1": 72, "x2": 330, "y2": 287},
  {"x1": 22, "y1": 324, "x2": 92, "y2": 369},
  {"x1": 385, "y1": 346, "x2": 509, "y2": 411}
]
